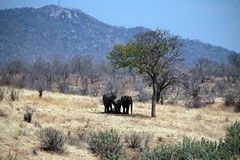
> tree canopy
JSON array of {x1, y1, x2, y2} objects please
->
[{"x1": 108, "y1": 29, "x2": 182, "y2": 117}]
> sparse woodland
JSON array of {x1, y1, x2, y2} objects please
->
[{"x1": 0, "y1": 30, "x2": 240, "y2": 159}]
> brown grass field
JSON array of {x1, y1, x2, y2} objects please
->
[{"x1": 0, "y1": 86, "x2": 239, "y2": 159}]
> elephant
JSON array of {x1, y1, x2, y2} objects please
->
[
  {"x1": 112, "y1": 99, "x2": 122, "y2": 113},
  {"x1": 102, "y1": 93, "x2": 116, "y2": 113},
  {"x1": 121, "y1": 96, "x2": 133, "y2": 114}
]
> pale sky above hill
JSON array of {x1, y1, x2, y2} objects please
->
[{"x1": 0, "y1": 0, "x2": 240, "y2": 52}]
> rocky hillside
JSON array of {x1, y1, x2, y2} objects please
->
[
  {"x1": 0, "y1": 5, "x2": 235, "y2": 65},
  {"x1": 0, "y1": 5, "x2": 148, "y2": 64}
]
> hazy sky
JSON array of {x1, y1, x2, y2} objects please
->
[{"x1": 0, "y1": 0, "x2": 240, "y2": 52}]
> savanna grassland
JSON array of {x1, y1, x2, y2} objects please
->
[{"x1": 0, "y1": 86, "x2": 239, "y2": 160}]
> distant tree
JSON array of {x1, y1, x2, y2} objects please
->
[
  {"x1": 55, "y1": 62, "x2": 70, "y2": 93},
  {"x1": 227, "y1": 52, "x2": 240, "y2": 82},
  {"x1": 30, "y1": 59, "x2": 53, "y2": 96},
  {"x1": 227, "y1": 52, "x2": 240, "y2": 68},
  {"x1": 0, "y1": 60, "x2": 26, "y2": 87},
  {"x1": 4, "y1": 60, "x2": 25, "y2": 75},
  {"x1": 192, "y1": 58, "x2": 216, "y2": 83},
  {"x1": 108, "y1": 29, "x2": 182, "y2": 117},
  {"x1": 156, "y1": 66, "x2": 180, "y2": 104},
  {"x1": 68, "y1": 55, "x2": 93, "y2": 94}
]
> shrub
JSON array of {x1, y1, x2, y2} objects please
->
[
  {"x1": 39, "y1": 127, "x2": 65, "y2": 153},
  {"x1": 8, "y1": 86, "x2": 19, "y2": 101},
  {"x1": 187, "y1": 97, "x2": 204, "y2": 108},
  {"x1": 234, "y1": 101, "x2": 240, "y2": 112},
  {"x1": 179, "y1": 138, "x2": 229, "y2": 160},
  {"x1": 91, "y1": 129, "x2": 123, "y2": 159},
  {"x1": 126, "y1": 132, "x2": 142, "y2": 149},
  {"x1": 224, "y1": 92, "x2": 240, "y2": 112},
  {"x1": 224, "y1": 93, "x2": 235, "y2": 106},
  {"x1": 142, "y1": 138, "x2": 230, "y2": 160},
  {"x1": 0, "y1": 88, "x2": 4, "y2": 101},
  {"x1": 66, "y1": 132, "x2": 82, "y2": 147},
  {"x1": 23, "y1": 106, "x2": 35, "y2": 123},
  {"x1": 0, "y1": 109, "x2": 7, "y2": 117},
  {"x1": 224, "y1": 121, "x2": 240, "y2": 156},
  {"x1": 38, "y1": 87, "x2": 43, "y2": 97},
  {"x1": 142, "y1": 122, "x2": 240, "y2": 160}
]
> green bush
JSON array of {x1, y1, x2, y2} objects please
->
[
  {"x1": 91, "y1": 129, "x2": 123, "y2": 160},
  {"x1": 142, "y1": 121, "x2": 240, "y2": 160},
  {"x1": 142, "y1": 138, "x2": 229, "y2": 160},
  {"x1": 224, "y1": 121, "x2": 240, "y2": 156},
  {"x1": 39, "y1": 127, "x2": 65, "y2": 153},
  {"x1": 141, "y1": 144, "x2": 179, "y2": 160}
]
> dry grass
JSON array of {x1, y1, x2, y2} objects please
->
[{"x1": 0, "y1": 86, "x2": 239, "y2": 159}]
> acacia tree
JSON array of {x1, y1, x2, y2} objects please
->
[{"x1": 108, "y1": 29, "x2": 182, "y2": 117}]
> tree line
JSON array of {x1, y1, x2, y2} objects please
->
[{"x1": 0, "y1": 29, "x2": 240, "y2": 117}]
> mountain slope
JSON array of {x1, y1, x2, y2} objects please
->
[
  {"x1": 0, "y1": 5, "x2": 148, "y2": 64},
  {"x1": 0, "y1": 5, "x2": 235, "y2": 65},
  {"x1": 180, "y1": 39, "x2": 233, "y2": 65}
]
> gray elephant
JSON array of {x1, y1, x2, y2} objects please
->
[
  {"x1": 112, "y1": 99, "x2": 122, "y2": 113},
  {"x1": 102, "y1": 93, "x2": 116, "y2": 113},
  {"x1": 121, "y1": 96, "x2": 133, "y2": 114}
]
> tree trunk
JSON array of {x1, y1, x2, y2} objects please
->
[
  {"x1": 151, "y1": 78, "x2": 157, "y2": 117},
  {"x1": 156, "y1": 87, "x2": 160, "y2": 103}
]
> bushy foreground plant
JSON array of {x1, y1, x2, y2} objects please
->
[
  {"x1": 39, "y1": 127, "x2": 65, "y2": 153},
  {"x1": 142, "y1": 121, "x2": 240, "y2": 160},
  {"x1": 223, "y1": 121, "x2": 240, "y2": 156},
  {"x1": 126, "y1": 132, "x2": 142, "y2": 149},
  {"x1": 91, "y1": 129, "x2": 123, "y2": 159},
  {"x1": 125, "y1": 132, "x2": 150, "y2": 152}
]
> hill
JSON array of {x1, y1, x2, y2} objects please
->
[
  {"x1": 0, "y1": 5, "x2": 148, "y2": 64},
  {"x1": 0, "y1": 5, "x2": 235, "y2": 65}
]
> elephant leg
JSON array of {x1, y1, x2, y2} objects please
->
[
  {"x1": 106, "y1": 105, "x2": 109, "y2": 113},
  {"x1": 124, "y1": 106, "x2": 127, "y2": 114},
  {"x1": 104, "y1": 105, "x2": 108, "y2": 113},
  {"x1": 118, "y1": 106, "x2": 121, "y2": 113},
  {"x1": 126, "y1": 105, "x2": 129, "y2": 114},
  {"x1": 115, "y1": 106, "x2": 118, "y2": 113},
  {"x1": 110, "y1": 104, "x2": 112, "y2": 112},
  {"x1": 116, "y1": 105, "x2": 119, "y2": 113}
]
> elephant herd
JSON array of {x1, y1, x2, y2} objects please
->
[{"x1": 103, "y1": 94, "x2": 133, "y2": 114}]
